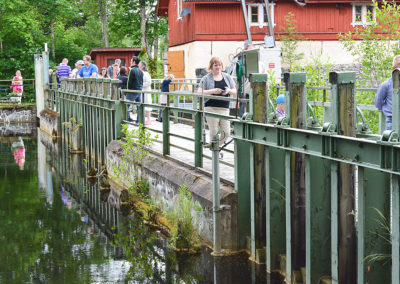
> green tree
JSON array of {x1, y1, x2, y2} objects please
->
[
  {"x1": 340, "y1": 1, "x2": 400, "y2": 87},
  {"x1": 280, "y1": 12, "x2": 304, "y2": 70}
]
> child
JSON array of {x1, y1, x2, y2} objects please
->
[
  {"x1": 156, "y1": 74, "x2": 175, "y2": 122},
  {"x1": 276, "y1": 94, "x2": 285, "y2": 118}
]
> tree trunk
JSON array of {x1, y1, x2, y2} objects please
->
[
  {"x1": 98, "y1": 0, "x2": 109, "y2": 47},
  {"x1": 50, "y1": 18, "x2": 55, "y2": 59},
  {"x1": 140, "y1": 0, "x2": 146, "y2": 51},
  {"x1": 153, "y1": 14, "x2": 159, "y2": 59}
]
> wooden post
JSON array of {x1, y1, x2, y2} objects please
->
[
  {"x1": 283, "y1": 73, "x2": 307, "y2": 282},
  {"x1": 249, "y1": 73, "x2": 268, "y2": 260}
]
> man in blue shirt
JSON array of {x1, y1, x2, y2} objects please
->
[
  {"x1": 374, "y1": 55, "x2": 400, "y2": 130},
  {"x1": 78, "y1": 55, "x2": 98, "y2": 78}
]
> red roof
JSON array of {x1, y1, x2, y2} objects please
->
[{"x1": 89, "y1": 47, "x2": 141, "y2": 56}]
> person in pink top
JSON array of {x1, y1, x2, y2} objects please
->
[{"x1": 11, "y1": 70, "x2": 23, "y2": 95}]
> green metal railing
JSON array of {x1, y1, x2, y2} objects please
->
[
  {"x1": 233, "y1": 72, "x2": 400, "y2": 283},
  {"x1": 54, "y1": 78, "x2": 125, "y2": 164},
  {"x1": 0, "y1": 79, "x2": 36, "y2": 103},
  {"x1": 49, "y1": 73, "x2": 400, "y2": 283}
]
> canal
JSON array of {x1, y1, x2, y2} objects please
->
[{"x1": 0, "y1": 126, "x2": 283, "y2": 283}]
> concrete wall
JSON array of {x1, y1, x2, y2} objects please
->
[
  {"x1": 0, "y1": 105, "x2": 36, "y2": 124},
  {"x1": 39, "y1": 109, "x2": 60, "y2": 138},
  {"x1": 106, "y1": 140, "x2": 239, "y2": 250},
  {"x1": 169, "y1": 40, "x2": 356, "y2": 79}
]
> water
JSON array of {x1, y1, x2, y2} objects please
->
[{"x1": 0, "y1": 128, "x2": 283, "y2": 283}]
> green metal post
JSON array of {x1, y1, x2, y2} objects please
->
[
  {"x1": 392, "y1": 69, "x2": 400, "y2": 284},
  {"x1": 265, "y1": 146, "x2": 286, "y2": 272},
  {"x1": 329, "y1": 71, "x2": 357, "y2": 283},
  {"x1": 358, "y1": 167, "x2": 390, "y2": 284},
  {"x1": 173, "y1": 93, "x2": 179, "y2": 124},
  {"x1": 138, "y1": 93, "x2": 145, "y2": 126},
  {"x1": 284, "y1": 72, "x2": 307, "y2": 277},
  {"x1": 331, "y1": 161, "x2": 339, "y2": 284},
  {"x1": 194, "y1": 111, "x2": 203, "y2": 168},
  {"x1": 285, "y1": 150, "x2": 292, "y2": 282},
  {"x1": 250, "y1": 142, "x2": 255, "y2": 260},
  {"x1": 249, "y1": 73, "x2": 268, "y2": 262},
  {"x1": 162, "y1": 103, "x2": 170, "y2": 156},
  {"x1": 393, "y1": 174, "x2": 400, "y2": 284},
  {"x1": 114, "y1": 101, "x2": 126, "y2": 139}
]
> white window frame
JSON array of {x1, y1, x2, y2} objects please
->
[
  {"x1": 177, "y1": 0, "x2": 183, "y2": 20},
  {"x1": 247, "y1": 3, "x2": 275, "y2": 28},
  {"x1": 351, "y1": 3, "x2": 376, "y2": 26}
]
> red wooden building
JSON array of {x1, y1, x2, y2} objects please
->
[
  {"x1": 157, "y1": 0, "x2": 378, "y2": 77},
  {"x1": 89, "y1": 47, "x2": 142, "y2": 69}
]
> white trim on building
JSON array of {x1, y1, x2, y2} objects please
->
[
  {"x1": 247, "y1": 3, "x2": 275, "y2": 28},
  {"x1": 351, "y1": 3, "x2": 376, "y2": 26}
]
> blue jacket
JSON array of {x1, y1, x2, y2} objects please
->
[{"x1": 374, "y1": 77, "x2": 393, "y2": 117}]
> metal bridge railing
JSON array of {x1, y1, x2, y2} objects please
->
[{"x1": 0, "y1": 79, "x2": 36, "y2": 103}]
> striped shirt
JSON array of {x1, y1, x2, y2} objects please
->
[{"x1": 57, "y1": 64, "x2": 71, "y2": 78}]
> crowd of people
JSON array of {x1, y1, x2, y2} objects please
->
[{"x1": 46, "y1": 54, "x2": 286, "y2": 157}]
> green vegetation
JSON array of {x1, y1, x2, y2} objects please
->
[
  {"x1": 166, "y1": 184, "x2": 202, "y2": 250},
  {"x1": 0, "y1": 0, "x2": 168, "y2": 79},
  {"x1": 339, "y1": 1, "x2": 400, "y2": 133},
  {"x1": 280, "y1": 12, "x2": 304, "y2": 70}
]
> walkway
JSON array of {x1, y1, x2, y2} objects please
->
[{"x1": 128, "y1": 116, "x2": 235, "y2": 184}]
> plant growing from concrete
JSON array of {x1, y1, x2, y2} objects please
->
[
  {"x1": 280, "y1": 12, "x2": 304, "y2": 70},
  {"x1": 166, "y1": 184, "x2": 202, "y2": 250},
  {"x1": 112, "y1": 123, "x2": 155, "y2": 195}
]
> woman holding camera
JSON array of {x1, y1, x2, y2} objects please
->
[{"x1": 198, "y1": 57, "x2": 237, "y2": 149}]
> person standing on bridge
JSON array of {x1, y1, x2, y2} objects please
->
[
  {"x1": 198, "y1": 57, "x2": 237, "y2": 152},
  {"x1": 139, "y1": 61, "x2": 152, "y2": 126},
  {"x1": 10, "y1": 70, "x2": 23, "y2": 104},
  {"x1": 107, "y1": 59, "x2": 121, "y2": 79},
  {"x1": 78, "y1": 55, "x2": 98, "y2": 78},
  {"x1": 126, "y1": 56, "x2": 143, "y2": 123},
  {"x1": 57, "y1": 58, "x2": 71, "y2": 78},
  {"x1": 71, "y1": 60, "x2": 84, "y2": 78},
  {"x1": 374, "y1": 55, "x2": 400, "y2": 130}
]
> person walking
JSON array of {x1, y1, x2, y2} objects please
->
[
  {"x1": 275, "y1": 94, "x2": 285, "y2": 118},
  {"x1": 156, "y1": 74, "x2": 175, "y2": 122},
  {"x1": 139, "y1": 61, "x2": 152, "y2": 125},
  {"x1": 374, "y1": 55, "x2": 400, "y2": 130},
  {"x1": 126, "y1": 56, "x2": 143, "y2": 123},
  {"x1": 197, "y1": 57, "x2": 237, "y2": 155}
]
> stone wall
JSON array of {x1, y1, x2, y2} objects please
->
[
  {"x1": 106, "y1": 140, "x2": 239, "y2": 250},
  {"x1": 0, "y1": 105, "x2": 36, "y2": 123}
]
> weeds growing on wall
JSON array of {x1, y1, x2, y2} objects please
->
[
  {"x1": 166, "y1": 184, "x2": 202, "y2": 250},
  {"x1": 112, "y1": 123, "x2": 155, "y2": 194}
]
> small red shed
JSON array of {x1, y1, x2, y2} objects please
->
[{"x1": 89, "y1": 47, "x2": 142, "y2": 69}]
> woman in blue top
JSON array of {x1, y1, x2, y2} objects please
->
[{"x1": 198, "y1": 57, "x2": 237, "y2": 147}]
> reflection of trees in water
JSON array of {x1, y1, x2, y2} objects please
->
[{"x1": 114, "y1": 218, "x2": 203, "y2": 283}]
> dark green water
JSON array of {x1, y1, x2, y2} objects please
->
[{"x1": 0, "y1": 130, "x2": 283, "y2": 283}]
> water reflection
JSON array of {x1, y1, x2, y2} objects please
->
[
  {"x1": 11, "y1": 137, "x2": 25, "y2": 170},
  {"x1": 0, "y1": 127, "x2": 284, "y2": 283}
]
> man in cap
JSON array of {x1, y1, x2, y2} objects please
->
[{"x1": 71, "y1": 60, "x2": 84, "y2": 78}]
